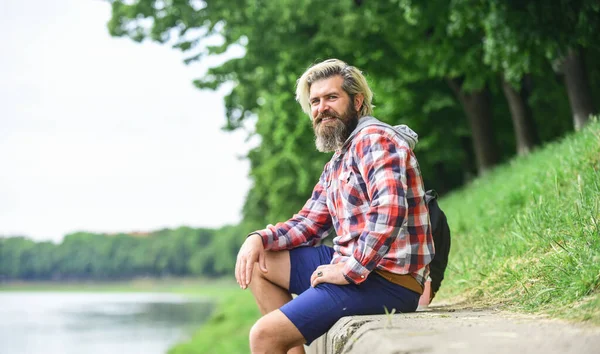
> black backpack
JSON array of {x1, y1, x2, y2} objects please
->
[{"x1": 424, "y1": 190, "x2": 451, "y2": 298}]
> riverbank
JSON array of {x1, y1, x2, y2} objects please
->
[
  {"x1": 0, "y1": 278, "x2": 258, "y2": 353},
  {"x1": 3, "y1": 121, "x2": 598, "y2": 354},
  {"x1": 436, "y1": 119, "x2": 600, "y2": 325},
  {"x1": 0, "y1": 285, "x2": 223, "y2": 354},
  {"x1": 0, "y1": 277, "x2": 236, "y2": 296},
  {"x1": 176, "y1": 120, "x2": 600, "y2": 353},
  {"x1": 168, "y1": 289, "x2": 259, "y2": 354}
]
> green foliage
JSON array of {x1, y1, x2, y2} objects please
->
[
  {"x1": 0, "y1": 237, "x2": 37, "y2": 279},
  {"x1": 450, "y1": 0, "x2": 600, "y2": 83},
  {"x1": 105, "y1": 0, "x2": 600, "y2": 229},
  {"x1": 0, "y1": 224, "x2": 248, "y2": 281},
  {"x1": 165, "y1": 122, "x2": 600, "y2": 354},
  {"x1": 169, "y1": 289, "x2": 259, "y2": 354},
  {"x1": 439, "y1": 119, "x2": 600, "y2": 322}
]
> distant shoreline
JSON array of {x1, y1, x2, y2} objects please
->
[{"x1": 0, "y1": 277, "x2": 238, "y2": 296}]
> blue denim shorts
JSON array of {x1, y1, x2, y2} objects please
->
[{"x1": 279, "y1": 245, "x2": 420, "y2": 345}]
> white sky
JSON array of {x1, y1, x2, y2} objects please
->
[{"x1": 0, "y1": 0, "x2": 254, "y2": 242}]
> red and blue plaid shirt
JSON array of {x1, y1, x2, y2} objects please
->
[{"x1": 255, "y1": 118, "x2": 434, "y2": 286}]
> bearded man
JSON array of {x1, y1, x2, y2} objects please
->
[{"x1": 235, "y1": 59, "x2": 434, "y2": 354}]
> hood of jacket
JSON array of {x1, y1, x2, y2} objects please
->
[{"x1": 341, "y1": 116, "x2": 419, "y2": 150}]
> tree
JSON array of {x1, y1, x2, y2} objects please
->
[
  {"x1": 455, "y1": 0, "x2": 600, "y2": 130},
  {"x1": 500, "y1": 76, "x2": 540, "y2": 155},
  {"x1": 105, "y1": 0, "x2": 597, "y2": 228},
  {"x1": 0, "y1": 237, "x2": 37, "y2": 279}
]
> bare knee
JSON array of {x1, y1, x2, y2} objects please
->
[
  {"x1": 249, "y1": 311, "x2": 305, "y2": 354},
  {"x1": 249, "y1": 318, "x2": 280, "y2": 353},
  {"x1": 249, "y1": 250, "x2": 289, "y2": 290},
  {"x1": 249, "y1": 262, "x2": 268, "y2": 289}
]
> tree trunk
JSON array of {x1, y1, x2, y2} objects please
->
[
  {"x1": 501, "y1": 76, "x2": 539, "y2": 155},
  {"x1": 460, "y1": 136, "x2": 477, "y2": 182},
  {"x1": 448, "y1": 78, "x2": 499, "y2": 174},
  {"x1": 562, "y1": 47, "x2": 596, "y2": 130}
]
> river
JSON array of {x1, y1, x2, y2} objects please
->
[{"x1": 0, "y1": 292, "x2": 213, "y2": 354}]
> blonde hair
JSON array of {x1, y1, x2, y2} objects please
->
[{"x1": 295, "y1": 59, "x2": 374, "y2": 118}]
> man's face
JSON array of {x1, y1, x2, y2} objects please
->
[{"x1": 309, "y1": 76, "x2": 360, "y2": 152}]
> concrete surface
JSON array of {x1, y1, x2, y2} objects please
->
[{"x1": 305, "y1": 306, "x2": 600, "y2": 354}]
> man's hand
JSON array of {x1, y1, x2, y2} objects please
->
[
  {"x1": 235, "y1": 234, "x2": 267, "y2": 289},
  {"x1": 310, "y1": 262, "x2": 351, "y2": 288}
]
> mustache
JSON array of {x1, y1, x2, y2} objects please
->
[{"x1": 314, "y1": 111, "x2": 341, "y2": 125}]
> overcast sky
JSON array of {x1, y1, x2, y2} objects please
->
[{"x1": 0, "y1": 0, "x2": 254, "y2": 242}]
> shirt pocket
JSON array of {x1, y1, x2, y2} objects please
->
[{"x1": 338, "y1": 170, "x2": 367, "y2": 207}]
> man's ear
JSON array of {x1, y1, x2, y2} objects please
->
[{"x1": 354, "y1": 93, "x2": 364, "y2": 113}]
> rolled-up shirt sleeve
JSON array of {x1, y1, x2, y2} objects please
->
[{"x1": 254, "y1": 166, "x2": 333, "y2": 251}]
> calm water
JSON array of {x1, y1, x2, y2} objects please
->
[{"x1": 0, "y1": 292, "x2": 214, "y2": 354}]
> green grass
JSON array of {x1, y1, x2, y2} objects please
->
[
  {"x1": 7, "y1": 121, "x2": 597, "y2": 354},
  {"x1": 172, "y1": 123, "x2": 599, "y2": 351},
  {"x1": 169, "y1": 120, "x2": 600, "y2": 354},
  {"x1": 168, "y1": 289, "x2": 259, "y2": 354},
  {"x1": 436, "y1": 118, "x2": 600, "y2": 323}
]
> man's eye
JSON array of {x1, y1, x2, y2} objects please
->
[
  {"x1": 311, "y1": 100, "x2": 319, "y2": 106},
  {"x1": 328, "y1": 95, "x2": 337, "y2": 100}
]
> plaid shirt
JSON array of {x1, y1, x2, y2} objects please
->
[{"x1": 255, "y1": 118, "x2": 434, "y2": 286}]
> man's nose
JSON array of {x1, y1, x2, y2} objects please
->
[{"x1": 317, "y1": 100, "x2": 329, "y2": 114}]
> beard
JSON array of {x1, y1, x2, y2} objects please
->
[{"x1": 313, "y1": 102, "x2": 359, "y2": 152}]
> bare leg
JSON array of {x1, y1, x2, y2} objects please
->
[
  {"x1": 248, "y1": 250, "x2": 305, "y2": 354},
  {"x1": 250, "y1": 309, "x2": 306, "y2": 354}
]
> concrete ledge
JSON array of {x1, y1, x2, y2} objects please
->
[
  {"x1": 305, "y1": 314, "x2": 411, "y2": 354},
  {"x1": 305, "y1": 308, "x2": 600, "y2": 354}
]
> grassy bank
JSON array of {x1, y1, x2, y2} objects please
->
[
  {"x1": 168, "y1": 290, "x2": 259, "y2": 354},
  {"x1": 8, "y1": 121, "x2": 597, "y2": 354},
  {"x1": 438, "y1": 119, "x2": 600, "y2": 323},
  {"x1": 170, "y1": 120, "x2": 600, "y2": 354}
]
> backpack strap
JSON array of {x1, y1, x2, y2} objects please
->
[{"x1": 425, "y1": 189, "x2": 439, "y2": 204}]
